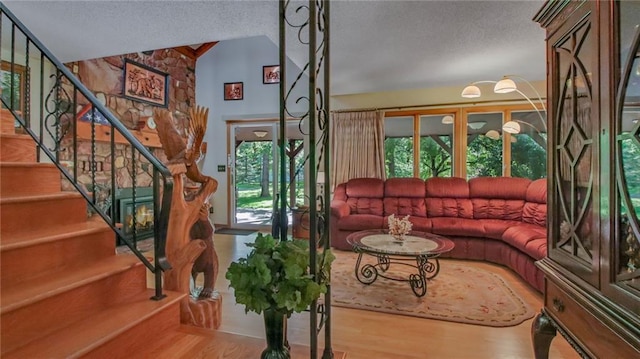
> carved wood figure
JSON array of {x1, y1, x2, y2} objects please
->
[
  {"x1": 185, "y1": 185, "x2": 219, "y2": 299},
  {"x1": 153, "y1": 106, "x2": 221, "y2": 329}
]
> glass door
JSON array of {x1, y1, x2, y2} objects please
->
[
  {"x1": 229, "y1": 121, "x2": 306, "y2": 230},
  {"x1": 230, "y1": 123, "x2": 278, "y2": 228}
]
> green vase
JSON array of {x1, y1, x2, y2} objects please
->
[{"x1": 261, "y1": 309, "x2": 291, "y2": 359}]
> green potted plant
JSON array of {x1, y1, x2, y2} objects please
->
[{"x1": 225, "y1": 233, "x2": 334, "y2": 359}]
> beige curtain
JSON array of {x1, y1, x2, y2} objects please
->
[{"x1": 330, "y1": 110, "x2": 386, "y2": 188}]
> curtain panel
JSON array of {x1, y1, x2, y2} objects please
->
[{"x1": 330, "y1": 110, "x2": 386, "y2": 188}]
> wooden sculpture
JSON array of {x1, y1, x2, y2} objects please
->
[{"x1": 153, "y1": 106, "x2": 221, "y2": 329}]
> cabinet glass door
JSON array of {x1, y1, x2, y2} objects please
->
[
  {"x1": 552, "y1": 12, "x2": 598, "y2": 284},
  {"x1": 615, "y1": 1, "x2": 640, "y2": 296}
]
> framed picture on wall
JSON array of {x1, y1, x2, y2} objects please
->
[
  {"x1": 123, "y1": 59, "x2": 169, "y2": 107},
  {"x1": 263, "y1": 65, "x2": 280, "y2": 84},
  {"x1": 224, "y1": 82, "x2": 244, "y2": 101}
]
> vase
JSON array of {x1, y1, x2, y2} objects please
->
[{"x1": 261, "y1": 309, "x2": 291, "y2": 359}]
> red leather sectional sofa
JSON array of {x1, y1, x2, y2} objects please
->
[{"x1": 330, "y1": 176, "x2": 547, "y2": 291}]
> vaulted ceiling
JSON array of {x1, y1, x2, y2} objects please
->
[{"x1": 3, "y1": 0, "x2": 547, "y2": 96}]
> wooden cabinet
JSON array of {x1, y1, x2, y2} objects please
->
[{"x1": 532, "y1": 1, "x2": 640, "y2": 358}]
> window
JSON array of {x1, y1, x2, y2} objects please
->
[
  {"x1": 385, "y1": 116, "x2": 414, "y2": 178},
  {"x1": 467, "y1": 112, "x2": 503, "y2": 178},
  {"x1": 509, "y1": 110, "x2": 547, "y2": 179},
  {"x1": 1, "y1": 61, "x2": 27, "y2": 114},
  {"x1": 383, "y1": 104, "x2": 547, "y2": 179},
  {"x1": 419, "y1": 115, "x2": 452, "y2": 178}
]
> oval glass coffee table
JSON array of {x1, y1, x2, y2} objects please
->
[{"x1": 346, "y1": 229, "x2": 455, "y2": 297}]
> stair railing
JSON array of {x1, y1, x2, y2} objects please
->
[{"x1": 1, "y1": 3, "x2": 172, "y2": 300}]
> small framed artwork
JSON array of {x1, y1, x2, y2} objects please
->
[
  {"x1": 123, "y1": 59, "x2": 169, "y2": 107},
  {"x1": 263, "y1": 65, "x2": 280, "y2": 84},
  {"x1": 224, "y1": 82, "x2": 244, "y2": 101}
]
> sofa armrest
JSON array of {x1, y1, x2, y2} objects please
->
[{"x1": 331, "y1": 200, "x2": 350, "y2": 219}]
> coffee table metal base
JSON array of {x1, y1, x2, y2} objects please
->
[{"x1": 353, "y1": 249, "x2": 441, "y2": 297}]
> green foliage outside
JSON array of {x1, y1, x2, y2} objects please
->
[
  {"x1": 511, "y1": 134, "x2": 547, "y2": 179},
  {"x1": 620, "y1": 136, "x2": 640, "y2": 214},
  {"x1": 235, "y1": 138, "x2": 306, "y2": 210},
  {"x1": 467, "y1": 135, "x2": 502, "y2": 178},
  {"x1": 419, "y1": 135, "x2": 452, "y2": 178},
  {"x1": 235, "y1": 141, "x2": 273, "y2": 185},
  {"x1": 225, "y1": 233, "x2": 335, "y2": 315},
  {"x1": 385, "y1": 137, "x2": 413, "y2": 178},
  {"x1": 236, "y1": 182, "x2": 305, "y2": 210},
  {"x1": 1, "y1": 70, "x2": 22, "y2": 110}
]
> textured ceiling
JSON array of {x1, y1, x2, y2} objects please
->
[{"x1": 3, "y1": 0, "x2": 547, "y2": 96}]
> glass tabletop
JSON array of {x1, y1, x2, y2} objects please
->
[{"x1": 346, "y1": 229, "x2": 455, "y2": 256}]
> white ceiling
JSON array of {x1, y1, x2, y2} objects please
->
[{"x1": 3, "y1": 0, "x2": 547, "y2": 96}]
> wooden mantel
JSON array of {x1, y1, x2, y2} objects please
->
[{"x1": 75, "y1": 120, "x2": 162, "y2": 148}]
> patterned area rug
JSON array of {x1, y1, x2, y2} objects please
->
[{"x1": 331, "y1": 251, "x2": 534, "y2": 327}]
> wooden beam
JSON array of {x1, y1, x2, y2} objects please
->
[
  {"x1": 195, "y1": 42, "x2": 218, "y2": 58},
  {"x1": 430, "y1": 135, "x2": 452, "y2": 155},
  {"x1": 174, "y1": 42, "x2": 219, "y2": 60},
  {"x1": 174, "y1": 46, "x2": 197, "y2": 60}
]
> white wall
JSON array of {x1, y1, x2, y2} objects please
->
[{"x1": 196, "y1": 35, "x2": 308, "y2": 225}]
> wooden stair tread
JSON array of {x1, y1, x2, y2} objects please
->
[
  {"x1": 0, "y1": 133, "x2": 30, "y2": 140},
  {"x1": 0, "y1": 161, "x2": 57, "y2": 169},
  {"x1": 0, "y1": 191, "x2": 81, "y2": 203},
  {"x1": 1, "y1": 255, "x2": 144, "y2": 314},
  {"x1": 3, "y1": 289, "x2": 184, "y2": 359},
  {"x1": 0, "y1": 219, "x2": 111, "y2": 251}
]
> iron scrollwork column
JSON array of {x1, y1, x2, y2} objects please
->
[{"x1": 280, "y1": 1, "x2": 331, "y2": 358}]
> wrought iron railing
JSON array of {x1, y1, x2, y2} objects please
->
[{"x1": 0, "y1": 3, "x2": 172, "y2": 299}]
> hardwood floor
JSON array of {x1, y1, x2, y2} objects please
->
[{"x1": 157, "y1": 233, "x2": 580, "y2": 358}]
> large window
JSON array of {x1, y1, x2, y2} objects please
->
[{"x1": 383, "y1": 104, "x2": 547, "y2": 180}]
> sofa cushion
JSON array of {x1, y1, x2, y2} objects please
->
[
  {"x1": 383, "y1": 197, "x2": 427, "y2": 217},
  {"x1": 425, "y1": 177, "x2": 473, "y2": 218},
  {"x1": 523, "y1": 178, "x2": 547, "y2": 227},
  {"x1": 346, "y1": 198, "x2": 384, "y2": 216},
  {"x1": 469, "y1": 177, "x2": 531, "y2": 199},
  {"x1": 383, "y1": 177, "x2": 427, "y2": 216},
  {"x1": 346, "y1": 178, "x2": 384, "y2": 198},
  {"x1": 330, "y1": 200, "x2": 350, "y2": 219},
  {"x1": 425, "y1": 177, "x2": 470, "y2": 198},
  {"x1": 425, "y1": 197, "x2": 473, "y2": 218},
  {"x1": 502, "y1": 224, "x2": 547, "y2": 260},
  {"x1": 430, "y1": 217, "x2": 486, "y2": 238},
  {"x1": 344, "y1": 178, "x2": 385, "y2": 216},
  {"x1": 469, "y1": 177, "x2": 531, "y2": 220},
  {"x1": 385, "y1": 178, "x2": 426, "y2": 197},
  {"x1": 471, "y1": 198, "x2": 525, "y2": 220},
  {"x1": 407, "y1": 216, "x2": 433, "y2": 232},
  {"x1": 480, "y1": 219, "x2": 523, "y2": 240},
  {"x1": 337, "y1": 214, "x2": 384, "y2": 231}
]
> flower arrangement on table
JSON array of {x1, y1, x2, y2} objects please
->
[{"x1": 388, "y1": 214, "x2": 413, "y2": 241}]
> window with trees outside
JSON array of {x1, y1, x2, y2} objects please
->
[
  {"x1": 509, "y1": 110, "x2": 547, "y2": 179},
  {"x1": 383, "y1": 104, "x2": 547, "y2": 180},
  {"x1": 419, "y1": 115, "x2": 452, "y2": 178},
  {"x1": 385, "y1": 116, "x2": 414, "y2": 178},
  {"x1": 466, "y1": 112, "x2": 503, "y2": 178}
]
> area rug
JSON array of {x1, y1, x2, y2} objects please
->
[
  {"x1": 331, "y1": 251, "x2": 535, "y2": 327},
  {"x1": 215, "y1": 228, "x2": 257, "y2": 236}
]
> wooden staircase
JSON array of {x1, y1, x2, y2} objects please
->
[{"x1": 0, "y1": 111, "x2": 186, "y2": 357}]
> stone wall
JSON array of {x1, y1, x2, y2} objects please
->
[{"x1": 62, "y1": 49, "x2": 196, "y2": 191}]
